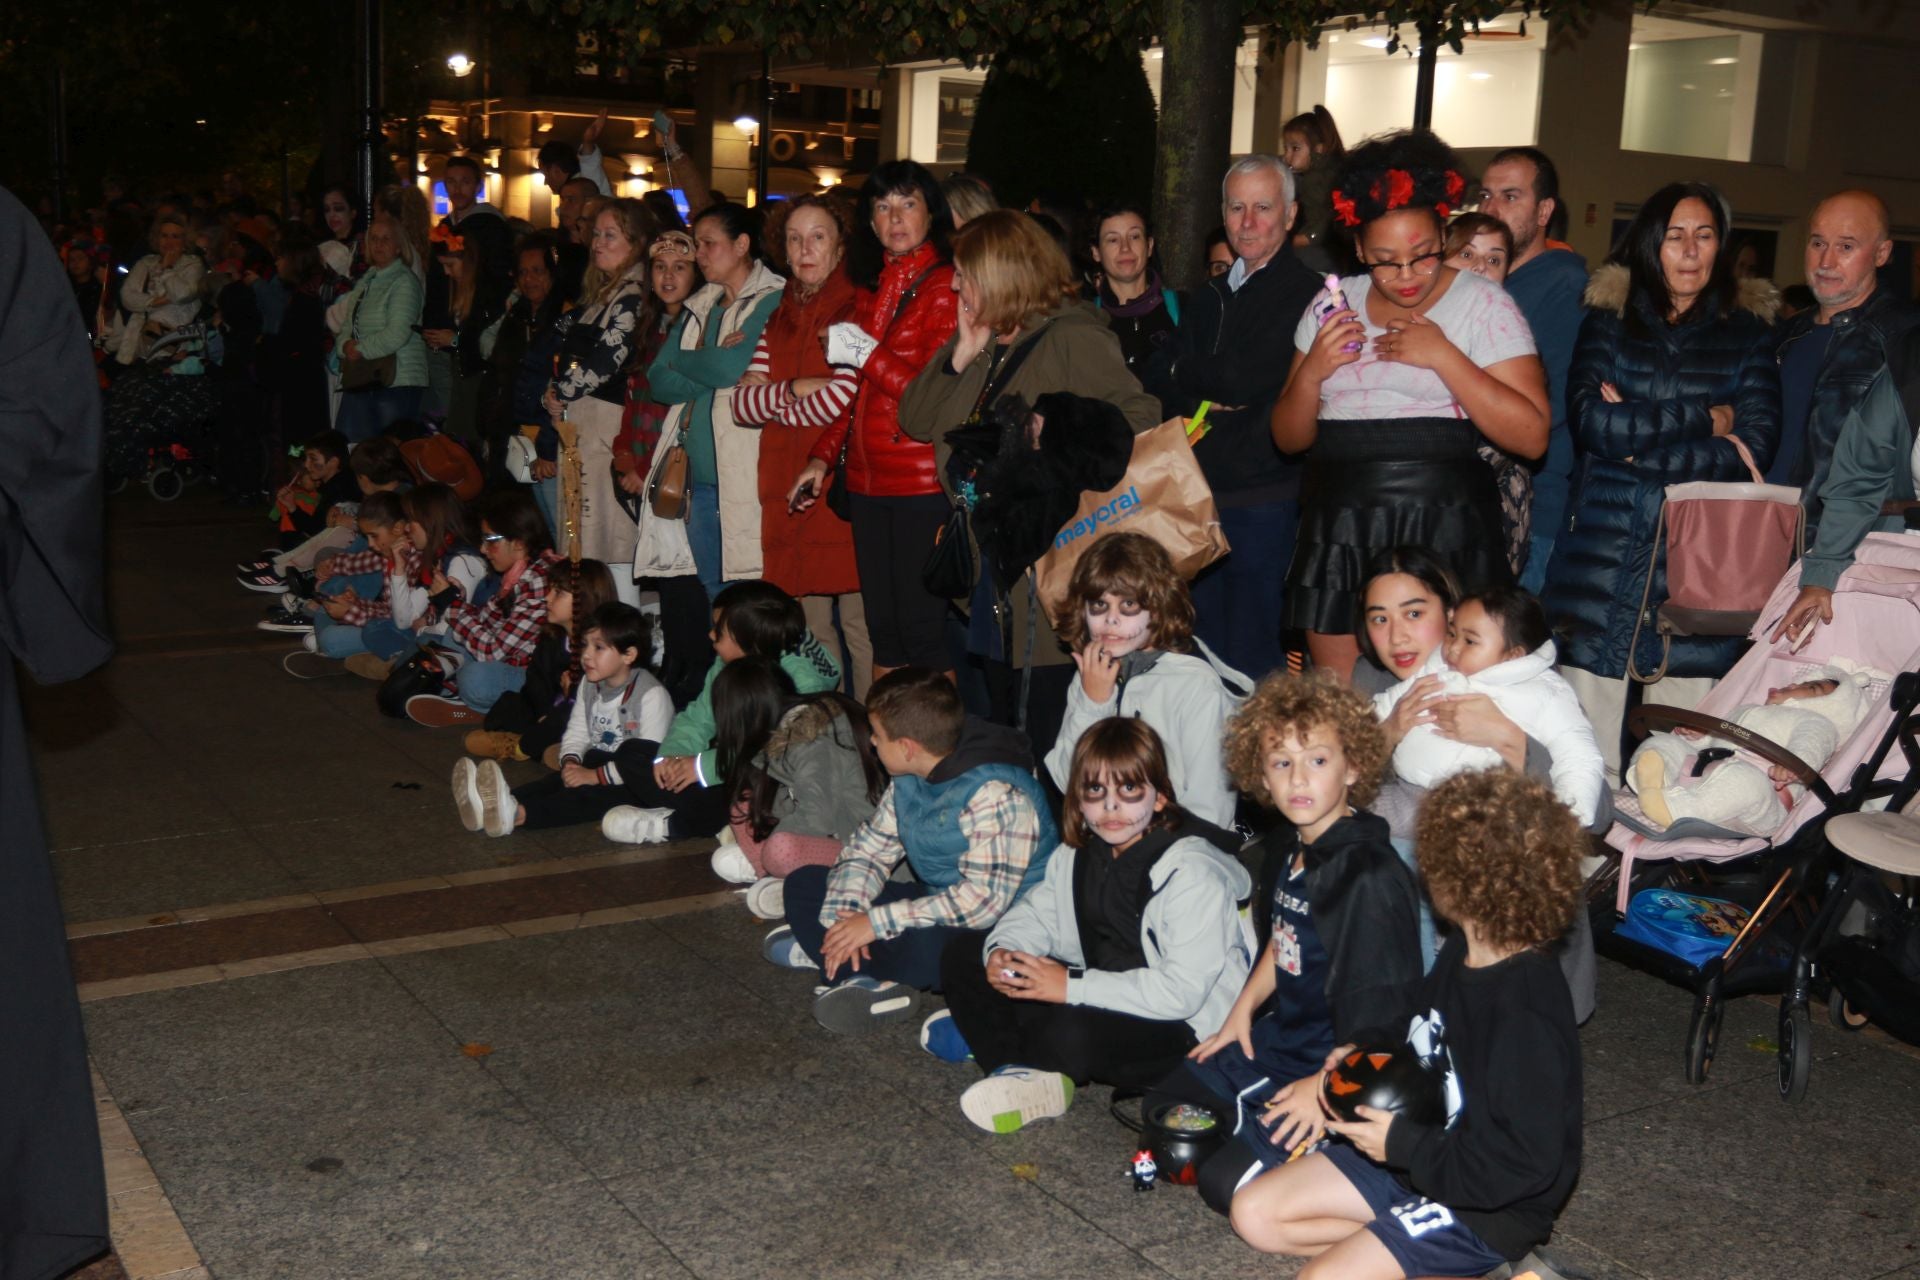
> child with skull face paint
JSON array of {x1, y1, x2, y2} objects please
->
[
  {"x1": 1044, "y1": 533, "x2": 1254, "y2": 829},
  {"x1": 936, "y1": 718, "x2": 1251, "y2": 1134}
]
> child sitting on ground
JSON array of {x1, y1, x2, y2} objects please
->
[
  {"x1": 706, "y1": 657, "x2": 887, "y2": 922},
  {"x1": 935, "y1": 718, "x2": 1250, "y2": 1134},
  {"x1": 1149, "y1": 673, "x2": 1424, "y2": 1214},
  {"x1": 1628, "y1": 662, "x2": 1874, "y2": 832},
  {"x1": 1229, "y1": 768, "x2": 1585, "y2": 1279},
  {"x1": 602, "y1": 580, "x2": 841, "y2": 847},
  {"x1": 293, "y1": 490, "x2": 409, "y2": 669},
  {"x1": 266, "y1": 431, "x2": 357, "y2": 550},
  {"x1": 464, "y1": 559, "x2": 618, "y2": 765},
  {"x1": 453, "y1": 602, "x2": 674, "y2": 838},
  {"x1": 342, "y1": 483, "x2": 489, "y2": 682},
  {"x1": 1374, "y1": 586, "x2": 1605, "y2": 826},
  {"x1": 406, "y1": 489, "x2": 559, "y2": 727},
  {"x1": 239, "y1": 435, "x2": 415, "y2": 594},
  {"x1": 767, "y1": 668, "x2": 1058, "y2": 1036},
  {"x1": 1045, "y1": 532, "x2": 1252, "y2": 829}
]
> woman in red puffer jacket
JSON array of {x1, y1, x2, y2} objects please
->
[{"x1": 791, "y1": 161, "x2": 958, "y2": 678}]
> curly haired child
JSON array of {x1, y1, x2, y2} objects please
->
[
  {"x1": 1230, "y1": 768, "x2": 1585, "y2": 1279},
  {"x1": 1045, "y1": 532, "x2": 1252, "y2": 828},
  {"x1": 465, "y1": 558, "x2": 618, "y2": 764},
  {"x1": 1148, "y1": 673, "x2": 1424, "y2": 1215}
]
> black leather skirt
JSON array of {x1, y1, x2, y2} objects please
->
[{"x1": 1282, "y1": 417, "x2": 1510, "y2": 634}]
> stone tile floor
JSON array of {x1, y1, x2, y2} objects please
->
[{"x1": 37, "y1": 492, "x2": 1920, "y2": 1278}]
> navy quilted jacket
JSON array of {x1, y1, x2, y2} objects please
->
[{"x1": 1541, "y1": 264, "x2": 1782, "y2": 679}]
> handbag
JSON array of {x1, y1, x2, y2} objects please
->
[
  {"x1": 340, "y1": 352, "x2": 396, "y2": 392},
  {"x1": 648, "y1": 434, "x2": 690, "y2": 519},
  {"x1": 376, "y1": 642, "x2": 464, "y2": 718},
  {"x1": 920, "y1": 336, "x2": 1044, "y2": 599},
  {"x1": 824, "y1": 265, "x2": 940, "y2": 522}
]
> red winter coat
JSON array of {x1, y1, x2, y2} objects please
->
[
  {"x1": 809, "y1": 241, "x2": 955, "y2": 498},
  {"x1": 754, "y1": 267, "x2": 861, "y2": 596}
]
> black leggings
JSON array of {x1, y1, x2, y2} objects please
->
[
  {"x1": 938, "y1": 934, "x2": 1196, "y2": 1089},
  {"x1": 849, "y1": 491, "x2": 952, "y2": 669},
  {"x1": 513, "y1": 740, "x2": 729, "y2": 838}
]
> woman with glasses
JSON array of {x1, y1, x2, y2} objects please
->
[{"x1": 1269, "y1": 130, "x2": 1548, "y2": 681}]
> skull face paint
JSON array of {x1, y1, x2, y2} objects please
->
[
  {"x1": 1085, "y1": 591, "x2": 1152, "y2": 657},
  {"x1": 1079, "y1": 770, "x2": 1163, "y2": 852}
]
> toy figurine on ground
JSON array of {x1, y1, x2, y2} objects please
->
[{"x1": 1130, "y1": 1149, "x2": 1158, "y2": 1192}]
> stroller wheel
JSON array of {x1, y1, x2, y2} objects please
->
[
  {"x1": 1778, "y1": 1004, "x2": 1812, "y2": 1103},
  {"x1": 1684, "y1": 991, "x2": 1725, "y2": 1085},
  {"x1": 105, "y1": 473, "x2": 129, "y2": 497},
  {"x1": 1826, "y1": 987, "x2": 1867, "y2": 1033},
  {"x1": 147, "y1": 467, "x2": 184, "y2": 502}
]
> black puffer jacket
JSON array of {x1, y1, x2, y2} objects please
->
[{"x1": 1542, "y1": 264, "x2": 1782, "y2": 679}]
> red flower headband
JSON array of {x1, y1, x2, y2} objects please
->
[
  {"x1": 430, "y1": 223, "x2": 466, "y2": 255},
  {"x1": 1332, "y1": 168, "x2": 1470, "y2": 225}
]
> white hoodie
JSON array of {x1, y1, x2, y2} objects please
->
[{"x1": 1375, "y1": 642, "x2": 1605, "y2": 826}]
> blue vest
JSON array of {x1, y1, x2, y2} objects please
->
[{"x1": 892, "y1": 762, "x2": 1057, "y2": 895}]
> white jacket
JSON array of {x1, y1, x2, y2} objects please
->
[
  {"x1": 1375, "y1": 643, "x2": 1605, "y2": 826},
  {"x1": 984, "y1": 832, "x2": 1253, "y2": 1038},
  {"x1": 1044, "y1": 642, "x2": 1252, "y2": 828},
  {"x1": 389, "y1": 551, "x2": 487, "y2": 636}
]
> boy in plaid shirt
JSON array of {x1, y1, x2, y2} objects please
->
[{"x1": 769, "y1": 669, "x2": 1059, "y2": 1035}]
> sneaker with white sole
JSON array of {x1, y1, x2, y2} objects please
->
[
  {"x1": 237, "y1": 568, "x2": 287, "y2": 592},
  {"x1": 474, "y1": 758, "x2": 517, "y2": 837},
  {"x1": 715, "y1": 824, "x2": 738, "y2": 848},
  {"x1": 406, "y1": 693, "x2": 483, "y2": 728},
  {"x1": 451, "y1": 758, "x2": 485, "y2": 832},
  {"x1": 710, "y1": 841, "x2": 756, "y2": 884},
  {"x1": 812, "y1": 975, "x2": 922, "y2": 1035},
  {"x1": 601, "y1": 805, "x2": 672, "y2": 844},
  {"x1": 959, "y1": 1066, "x2": 1074, "y2": 1134},
  {"x1": 744, "y1": 876, "x2": 785, "y2": 921},
  {"x1": 281, "y1": 650, "x2": 340, "y2": 679},
  {"x1": 761, "y1": 924, "x2": 818, "y2": 970},
  {"x1": 257, "y1": 606, "x2": 313, "y2": 634},
  {"x1": 302, "y1": 631, "x2": 319, "y2": 653},
  {"x1": 919, "y1": 1009, "x2": 973, "y2": 1063}
]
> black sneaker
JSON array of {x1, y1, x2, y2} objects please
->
[
  {"x1": 237, "y1": 568, "x2": 288, "y2": 593},
  {"x1": 257, "y1": 606, "x2": 313, "y2": 634},
  {"x1": 235, "y1": 557, "x2": 277, "y2": 577},
  {"x1": 285, "y1": 568, "x2": 318, "y2": 598}
]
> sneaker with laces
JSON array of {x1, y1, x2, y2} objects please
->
[
  {"x1": 710, "y1": 841, "x2": 756, "y2": 884},
  {"x1": 744, "y1": 876, "x2": 785, "y2": 921},
  {"x1": 344, "y1": 653, "x2": 394, "y2": 681},
  {"x1": 235, "y1": 557, "x2": 277, "y2": 577},
  {"x1": 238, "y1": 568, "x2": 288, "y2": 593},
  {"x1": 281, "y1": 650, "x2": 340, "y2": 679},
  {"x1": 463, "y1": 730, "x2": 526, "y2": 761},
  {"x1": 257, "y1": 606, "x2": 313, "y2": 634},
  {"x1": 919, "y1": 1009, "x2": 973, "y2": 1063},
  {"x1": 813, "y1": 975, "x2": 922, "y2": 1035},
  {"x1": 959, "y1": 1066, "x2": 1074, "y2": 1133},
  {"x1": 761, "y1": 924, "x2": 819, "y2": 971},
  {"x1": 451, "y1": 758, "x2": 485, "y2": 832},
  {"x1": 406, "y1": 693, "x2": 483, "y2": 728},
  {"x1": 474, "y1": 758, "x2": 516, "y2": 837},
  {"x1": 600, "y1": 805, "x2": 672, "y2": 844}
]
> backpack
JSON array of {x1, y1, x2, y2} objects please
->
[{"x1": 376, "y1": 643, "x2": 465, "y2": 718}]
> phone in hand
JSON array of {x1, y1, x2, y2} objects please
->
[
  {"x1": 652, "y1": 109, "x2": 675, "y2": 142},
  {"x1": 1310, "y1": 273, "x2": 1363, "y2": 353},
  {"x1": 788, "y1": 480, "x2": 816, "y2": 514}
]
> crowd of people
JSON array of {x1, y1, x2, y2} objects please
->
[{"x1": 54, "y1": 97, "x2": 1920, "y2": 1277}]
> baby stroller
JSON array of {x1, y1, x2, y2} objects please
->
[
  {"x1": 1587, "y1": 532, "x2": 1920, "y2": 1086},
  {"x1": 103, "y1": 326, "x2": 217, "y2": 501}
]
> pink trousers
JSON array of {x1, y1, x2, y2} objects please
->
[{"x1": 729, "y1": 814, "x2": 842, "y2": 879}]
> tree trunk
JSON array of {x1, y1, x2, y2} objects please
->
[
  {"x1": 1412, "y1": 21, "x2": 1442, "y2": 130},
  {"x1": 1153, "y1": 0, "x2": 1243, "y2": 292}
]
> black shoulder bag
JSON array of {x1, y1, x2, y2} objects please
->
[{"x1": 919, "y1": 332, "x2": 1042, "y2": 599}]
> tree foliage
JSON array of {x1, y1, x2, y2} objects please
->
[{"x1": 967, "y1": 41, "x2": 1157, "y2": 212}]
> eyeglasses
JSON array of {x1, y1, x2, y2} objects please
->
[
  {"x1": 479, "y1": 532, "x2": 506, "y2": 544},
  {"x1": 1365, "y1": 252, "x2": 1445, "y2": 279}
]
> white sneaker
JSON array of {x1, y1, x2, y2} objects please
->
[
  {"x1": 716, "y1": 824, "x2": 738, "y2": 847},
  {"x1": 474, "y1": 758, "x2": 516, "y2": 837},
  {"x1": 451, "y1": 759, "x2": 484, "y2": 832},
  {"x1": 601, "y1": 805, "x2": 672, "y2": 845},
  {"x1": 710, "y1": 842, "x2": 757, "y2": 884},
  {"x1": 301, "y1": 630, "x2": 319, "y2": 653},
  {"x1": 744, "y1": 876, "x2": 785, "y2": 920},
  {"x1": 959, "y1": 1066, "x2": 1075, "y2": 1134}
]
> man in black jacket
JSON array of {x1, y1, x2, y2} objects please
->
[
  {"x1": 1143, "y1": 155, "x2": 1321, "y2": 681},
  {"x1": 1773, "y1": 189, "x2": 1917, "y2": 539}
]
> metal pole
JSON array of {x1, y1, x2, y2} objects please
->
[
  {"x1": 358, "y1": 0, "x2": 383, "y2": 223},
  {"x1": 1412, "y1": 22, "x2": 1439, "y2": 130},
  {"x1": 758, "y1": 48, "x2": 773, "y2": 205},
  {"x1": 49, "y1": 69, "x2": 67, "y2": 223}
]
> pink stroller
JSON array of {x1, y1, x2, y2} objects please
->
[{"x1": 1588, "y1": 532, "x2": 1920, "y2": 1085}]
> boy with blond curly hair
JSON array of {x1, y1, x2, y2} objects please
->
[
  {"x1": 1148, "y1": 673, "x2": 1425, "y2": 1215},
  {"x1": 1231, "y1": 768, "x2": 1585, "y2": 1279}
]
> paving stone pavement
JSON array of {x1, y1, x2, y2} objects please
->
[{"x1": 35, "y1": 493, "x2": 1920, "y2": 1279}]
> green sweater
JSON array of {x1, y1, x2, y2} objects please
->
[
  {"x1": 647, "y1": 284, "x2": 782, "y2": 485},
  {"x1": 344, "y1": 260, "x2": 428, "y2": 388},
  {"x1": 660, "y1": 636, "x2": 842, "y2": 784}
]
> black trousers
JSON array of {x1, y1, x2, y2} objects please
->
[
  {"x1": 513, "y1": 740, "x2": 728, "y2": 836},
  {"x1": 938, "y1": 933, "x2": 1196, "y2": 1089},
  {"x1": 648, "y1": 575, "x2": 715, "y2": 708}
]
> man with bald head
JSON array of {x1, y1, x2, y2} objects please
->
[{"x1": 1772, "y1": 190, "x2": 1916, "y2": 531}]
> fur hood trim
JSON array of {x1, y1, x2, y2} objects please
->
[
  {"x1": 1583, "y1": 261, "x2": 1780, "y2": 324},
  {"x1": 765, "y1": 700, "x2": 847, "y2": 759}
]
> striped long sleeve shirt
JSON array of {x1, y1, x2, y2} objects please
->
[{"x1": 728, "y1": 333, "x2": 860, "y2": 430}]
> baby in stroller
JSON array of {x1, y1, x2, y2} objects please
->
[{"x1": 1627, "y1": 661, "x2": 1875, "y2": 833}]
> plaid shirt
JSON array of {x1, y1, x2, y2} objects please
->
[
  {"x1": 446, "y1": 551, "x2": 557, "y2": 665},
  {"x1": 820, "y1": 780, "x2": 1043, "y2": 940},
  {"x1": 326, "y1": 547, "x2": 394, "y2": 626}
]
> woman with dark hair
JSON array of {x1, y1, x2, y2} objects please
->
[
  {"x1": 645, "y1": 201, "x2": 786, "y2": 604},
  {"x1": 792, "y1": 160, "x2": 958, "y2": 680},
  {"x1": 484, "y1": 234, "x2": 571, "y2": 520},
  {"x1": 1543, "y1": 180, "x2": 1781, "y2": 771},
  {"x1": 316, "y1": 185, "x2": 365, "y2": 297},
  {"x1": 1270, "y1": 129, "x2": 1548, "y2": 683}
]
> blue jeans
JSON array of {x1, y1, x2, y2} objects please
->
[
  {"x1": 312, "y1": 613, "x2": 368, "y2": 658},
  {"x1": 1390, "y1": 836, "x2": 1439, "y2": 971},
  {"x1": 531, "y1": 473, "x2": 560, "y2": 544},
  {"x1": 359, "y1": 617, "x2": 417, "y2": 661},
  {"x1": 430, "y1": 635, "x2": 528, "y2": 712},
  {"x1": 335, "y1": 385, "x2": 423, "y2": 444},
  {"x1": 1191, "y1": 499, "x2": 1299, "y2": 681},
  {"x1": 781, "y1": 867, "x2": 969, "y2": 991},
  {"x1": 1521, "y1": 442, "x2": 1572, "y2": 594},
  {"x1": 687, "y1": 482, "x2": 722, "y2": 603}
]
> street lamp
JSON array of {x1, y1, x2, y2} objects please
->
[{"x1": 447, "y1": 52, "x2": 474, "y2": 77}]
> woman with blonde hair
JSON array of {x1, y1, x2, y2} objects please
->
[
  {"x1": 544, "y1": 197, "x2": 659, "y2": 593},
  {"x1": 111, "y1": 212, "x2": 205, "y2": 365},
  {"x1": 899, "y1": 208, "x2": 1162, "y2": 745}
]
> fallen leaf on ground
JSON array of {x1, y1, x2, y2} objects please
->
[
  {"x1": 1011, "y1": 1163, "x2": 1038, "y2": 1181},
  {"x1": 462, "y1": 1042, "x2": 494, "y2": 1058}
]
